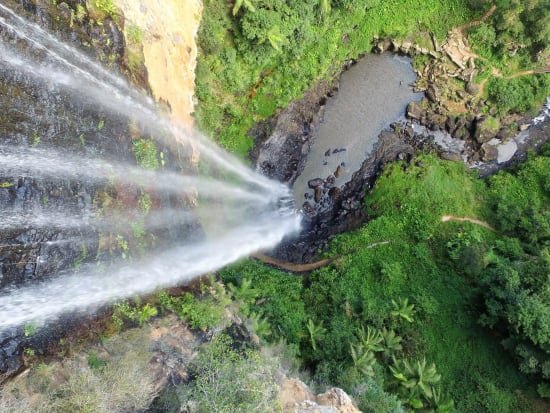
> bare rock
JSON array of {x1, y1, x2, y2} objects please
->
[
  {"x1": 406, "y1": 102, "x2": 426, "y2": 121},
  {"x1": 279, "y1": 377, "x2": 360, "y2": 413},
  {"x1": 440, "y1": 151, "x2": 462, "y2": 162},
  {"x1": 481, "y1": 142, "x2": 499, "y2": 161},
  {"x1": 280, "y1": 378, "x2": 315, "y2": 411},
  {"x1": 315, "y1": 388, "x2": 361, "y2": 413}
]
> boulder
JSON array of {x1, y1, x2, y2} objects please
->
[
  {"x1": 440, "y1": 151, "x2": 462, "y2": 162},
  {"x1": 314, "y1": 187, "x2": 323, "y2": 203},
  {"x1": 406, "y1": 102, "x2": 426, "y2": 121},
  {"x1": 426, "y1": 85, "x2": 438, "y2": 103},
  {"x1": 315, "y1": 388, "x2": 361, "y2": 413},
  {"x1": 465, "y1": 81, "x2": 480, "y2": 96},
  {"x1": 279, "y1": 377, "x2": 360, "y2": 413},
  {"x1": 474, "y1": 116, "x2": 500, "y2": 144},
  {"x1": 308, "y1": 178, "x2": 324, "y2": 189},
  {"x1": 481, "y1": 142, "x2": 499, "y2": 161}
]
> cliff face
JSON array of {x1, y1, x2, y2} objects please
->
[{"x1": 114, "y1": 0, "x2": 202, "y2": 128}]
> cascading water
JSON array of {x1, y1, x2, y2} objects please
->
[{"x1": 0, "y1": 4, "x2": 301, "y2": 332}]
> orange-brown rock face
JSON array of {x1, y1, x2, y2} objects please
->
[{"x1": 115, "y1": 0, "x2": 201, "y2": 129}]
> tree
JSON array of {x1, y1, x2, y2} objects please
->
[
  {"x1": 390, "y1": 356, "x2": 442, "y2": 408},
  {"x1": 232, "y1": 0, "x2": 256, "y2": 16}
]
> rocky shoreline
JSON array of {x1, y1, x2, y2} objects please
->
[{"x1": 251, "y1": 39, "x2": 550, "y2": 263}]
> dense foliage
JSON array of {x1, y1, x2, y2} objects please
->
[
  {"x1": 477, "y1": 145, "x2": 550, "y2": 398},
  {"x1": 196, "y1": 0, "x2": 475, "y2": 155},
  {"x1": 468, "y1": 0, "x2": 550, "y2": 66},
  {"x1": 222, "y1": 153, "x2": 550, "y2": 412},
  {"x1": 466, "y1": 0, "x2": 550, "y2": 115}
]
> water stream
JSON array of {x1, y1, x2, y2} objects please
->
[{"x1": 0, "y1": 4, "x2": 301, "y2": 332}]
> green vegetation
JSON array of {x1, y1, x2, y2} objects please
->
[
  {"x1": 157, "y1": 276, "x2": 231, "y2": 331},
  {"x1": 0, "y1": 330, "x2": 156, "y2": 413},
  {"x1": 90, "y1": 0, "x2": 118, "y2": 19},
  {"x1": 164, "y1": 333, "x2": 281, "y2": 413},
  {"x1": 221, "y1": 151, "x2": 550, "y2": 411},
  {"x1": 464, "y1": 1, "x2": 550, "y2": 116},
  {"x1": 477, "y1": 145, "x2": 550, "y2": 398},
  {"x1": 468, "y1": 0, "x2": 549, "y2": 70},
  {"x1": 132, "y1": 138, "x2": 159, "y2": 170},
  {"x1": 125, "y1": 24, "x2": 143, "y2": 45},
  {"x1": 196, "y1": 0, "x2": 475, "y2": 156},
  {"x1": 487, "y1": 75, "x2": 550, "y2": 115}
]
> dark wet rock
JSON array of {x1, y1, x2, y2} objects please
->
[
  {"x1": 328, "y1": 187, "x2": 342, "y2": 200},
  {"x1": 325, "y1": 175, "x2": 335, "y2": 186},
  {"x1": 324, "y1": 149, "x2": 331, "y2": 157},
  {"x1": 0, "y1": 1, "x2": 199, "y2": 378},
  {"x1": 308, "y1": 178, "x2": 324, "y2": 189},
  {"x1": 314, "y1": 187, "x2": 323, "y2": 203},
  {"x1": 302, "y1": 201, "x2": 315, "y2": 217},
  {"x1": 332, "y1": 147, "x2": 346, "y2": 154},
  {"x1": 251, "y1": 81, "x2": 335, "y2": 184}
]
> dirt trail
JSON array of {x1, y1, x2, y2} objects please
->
[
  {"x1": 252, "y1": 241, "x2": 390, "y2": 273},
  {"x1": 457, "y1": 5, "x2": 497, "y2": 31},
  {"x1": 441, "y1": 215, "x2": 495, "y2": 231}
]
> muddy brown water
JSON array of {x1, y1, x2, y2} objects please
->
[{"x1": 293, "y1": 53, "x2": 422, "y2": 204}]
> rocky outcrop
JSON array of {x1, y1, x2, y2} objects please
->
[
  {"x1": 251, "y1": 81, "x2": 336, "y2": 184},
  {"x1": 0, "y1": 0, "x2": 201, "y2": 377},
  {"x1": 279, "y1": 377, "x2": 361, "y2": 413},
  {"x1": 253, "y1": 88, "x2": 416, "y2": 262},
  {"x1": 113, "y1": 0, "x2": 201, "y2": 129}
]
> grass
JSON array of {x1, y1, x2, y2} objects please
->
[
  {"x1": 0, "y1": 329, "x2": 156, "y2": 413},
  {"x1": 221, "y1": 155, "x2": 540, "y2": 411}
]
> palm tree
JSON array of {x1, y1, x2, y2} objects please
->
[
  {"x1": 227, "y1": 277, "x2": 258, "y2": 315},
  {"x1": 390, "y1": 356, "x2": 442, "y2": 408},
  {"x1": 350, "y1": 342, "x2": 377, "y2": 377},
  {"x1": 391, "y1": 297, "x2": 416, "y2": 323},
  {"x1": 305, "y1": 318, "x2": 326, "y2": 351},
  {"x1": 357, "y1": 325, "x2": 384, "y2": 353},
  {"x1": 380, "y1": 327, "x2": 403, "y2": 361}
]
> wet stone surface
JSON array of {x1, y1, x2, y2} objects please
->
[{"x1": 0, "y1": 0, "x2": 198, "y2": 377}]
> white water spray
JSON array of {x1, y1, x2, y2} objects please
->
[{"x1": 0, "y1": 5, "x2": 301, "y2": 331}]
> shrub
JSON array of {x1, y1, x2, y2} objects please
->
[{"x1": 178, "y1": 334, "x2": 280, "y2": 412}]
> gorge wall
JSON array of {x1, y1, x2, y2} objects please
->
[{"x1": 113, "y1": 0, "x2": 201, "y2": 129}]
